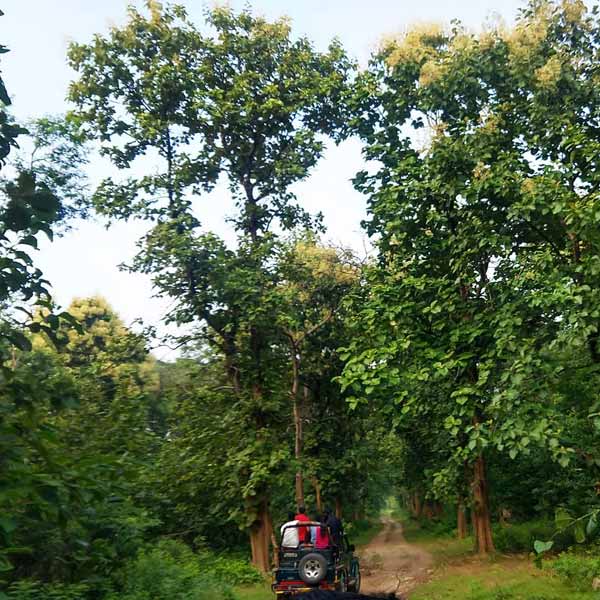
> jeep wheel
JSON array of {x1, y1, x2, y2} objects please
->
[
  {"x1": 298, "y1": 553, "x2": 327, "y2": 585},
  {"x1": 349, "y1": 570, "x2": 361, "y2": 593},
  {"x1": 336, "y1": 569, "x2": 348, "y2": 592}
]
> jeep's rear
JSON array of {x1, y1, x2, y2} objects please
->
[
  {"x1": 273, "y1": 546, "x2": 338, "y2": 596},
  {"x1": 272, "y1": 522, "x2": 340, "y2": 597}
]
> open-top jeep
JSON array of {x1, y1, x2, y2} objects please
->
[{"x1": 272, "y1": 522, "x2": 361, "y2": 597}]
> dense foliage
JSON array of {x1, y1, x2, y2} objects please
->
[{"x1": 3, "y1": 0, "x2": 600, "y2": 598}]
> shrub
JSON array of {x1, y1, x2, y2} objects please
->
[
  {"x1": 202, "y1": 554, "x2": 264, "y2": 586},
  {"x1": 418, "y1": 516, "x2": 456, "y2": 538},
  {"x1": 403, "y1": 511, "x2": 456, "y2": 539},
  {"x1": 344, "y1": 519, "x2": 384, "y2": 546},
  {"x1": 5, "y1": 580, "x2": 89, "y2": 600},
  {"x1": 551, "y1": 550, "x2": 600, "y2": 592},
  {"x1": 108, "y1": 539, "x2": 236, "y2": 600},
  {"x1": 493, "y1": 520, "x2": 572, "y2": 554}
]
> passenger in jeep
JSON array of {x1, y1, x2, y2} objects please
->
[
  {"x1": 309, "y1": 512, "x2": 321, "y2": 544},
  {"x1": 295, "y1": 506, "x2": 311, "y2": 543},
  {"x1": 324, "y1": 507, "x2": 344, "y2": 548},
  {"x1": 281, "y1": 512, "x2": 300, "y2": 548},
  {"x1": 315, "y1": 516, "x2": 332, "y2": 549}
]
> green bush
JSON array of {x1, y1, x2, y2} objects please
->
[
  {"x1": 202, "y1": 554, "x2": 264, "y2": 586},
  {"x1": 108, "y1": 539, "x2": 237, "y2": 600},
  {"x1": 5, "y1": 580, "x2": 89, "y2": 600},
  {"x1": 344, "y1": 519, "x2": 384, "y2": 546},
  {"x1": 551, "y1": 550, "x2": 600, "y2": 592},
  {"x1": 418, "y1": 516, "x2": 456, "y2": 538},
  {"x1": 493, "y1": 521, "x2": 572, "y2": 554},
  {"x1": 404, "y1": 511, "x2": 456, "y2": 539}
]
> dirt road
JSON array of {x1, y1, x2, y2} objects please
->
[{"x1": 358, "y1": 518, "x2": 433, "y2": 596}]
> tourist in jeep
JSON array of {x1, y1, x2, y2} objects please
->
[
  {"x1": 281, "y1": 512, "x2": 300, "y2": 548},
  {"x1": 315, "y1": 516, "x2": 332, "y2": 549}
]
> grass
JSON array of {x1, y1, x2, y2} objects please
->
[
  {"x1": 235, "y1": 581, "x2": 271, "y2": 600},
  {"x1": 400, "y1": 516, "x2": 599, "y2": 599},
  {"x1": 402, "y1": 518, "x2": 474, "y2": 564},
  {"x1": 410, "y1": 560, "x2": 599, "y2": 599}
]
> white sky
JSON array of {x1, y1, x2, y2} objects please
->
[{"x1": 2, "y1": 0, "x2": 526, "y2": 359}]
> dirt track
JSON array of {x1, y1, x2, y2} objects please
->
[{"x1": 359, "y1": 518, "x2": 433, "y2": 596}]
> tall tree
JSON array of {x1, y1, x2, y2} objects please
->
[
  {"x1": 342, "y1": 0, "x2": 597, "y2": 553},
  {"x1": 68, "y1": 2, "x2": 352, "y2": 570},
  {"x1": 275, "y1": 237, "x2": 357, "y2": 508}
]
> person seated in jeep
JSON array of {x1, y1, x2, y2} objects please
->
[
  {"x1": 281, "y1": 511, "x2": 300, "y2": 548},
  {"x1": 295, "y1": 506, "x2": 311, "y2": 543},
  {"x1": 324, "y1": 507, "x2": 344, "y2": 548},
  {"x1": 314, "y1": 516, "x2": 332, "y2": 549},
  {"x1": 309, "y1": 512, "x2": 321, "y2": 544}
]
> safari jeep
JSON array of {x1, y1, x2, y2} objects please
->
[{"x1": 272, "y1": 522, "x2": 361, "y2": 597}]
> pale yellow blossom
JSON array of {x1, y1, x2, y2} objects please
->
[
  {"x1": 473, "y1": 162, "x2": 491, "y2": 181},
  {"x1": 384, "y1": 22, "x2": 446, "y2": 66},
  {"x1": 503, "y1": 4, "x2": 552, "y2": 63},
  {"x1": 451, "y1": 33, "x2": 475, "y2": 53},
  {"x1": 562, "y1": 0, "x2": 586, "y2": 25},
  {"x1": 479, "y1": 112, "x2": 502, "y2": 134},
  {"x1": 535, "y1": 55, "x2": 562, "y2": 89},
  {"x1": 419, "y1": 61, "x2": 445, "y2": 87}
]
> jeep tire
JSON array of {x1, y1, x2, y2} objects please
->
[{"x1": 298, "y1": 553, "x2": 327, "y2": 585}]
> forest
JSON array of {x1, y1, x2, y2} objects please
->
[{"x1": 3, "y1": 0, "x2": 600, "y2": 598}]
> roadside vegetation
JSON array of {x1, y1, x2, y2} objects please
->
[{"x1": 399, "y1": 510, "x2": 600, "y2": 599}]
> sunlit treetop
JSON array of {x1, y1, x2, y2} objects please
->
[
  {"x1": 378, "y1": 0, "x2": 591, "y2": 102},
  {"x1": 68, "y1": 1, "x2": 353, "y2": 239}
]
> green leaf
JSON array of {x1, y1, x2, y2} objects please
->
[
  {"x1": 0, "y1": 80, "x2": 10, "y2": 106},
  {"x1": 19, "y1": 235, "x2": 38, "y2": 248},
  {"x1": 555, "y1": 508, "x2": 572, "y2": 531},
  {"x1": 586, "y1": 513, "x2": 598, "y2": 537},
  {"x1": 0, "y1": 556, "x2": 13, "y2": 572},
  {"x1": 8, "y1": 331, "x2": 32, "y2": 352},
  {"x1": 0, "y1": 517, "x2": 16, "y2": 535},
  {"x1": 574, "y1": 520, "x2": 586, "y2": 544},
  {"x1": 533, "y1": 540, "x2": 553, "y2": 554},
  {"x1": 46, "y1": 314, "x2": 60, "y2": 331}
]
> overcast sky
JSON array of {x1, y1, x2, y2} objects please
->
[{"x1": 2, "y1": 0, "x2": 526, "y2": 359}]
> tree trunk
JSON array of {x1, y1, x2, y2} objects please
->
[
  {"x1": 270, "y1": 530, "x2": 279, "y2": 569},
  {"x1": 223, "y1": 334, "x2": 241, "y2": 394},
  {"x1": 311, "y1": 476, "x2": 323, "y2": 513},
  {"x1": 263, "y1": 503, "x2": 275, "y2": 569},
  {"x1": 499, "y1": 507, "x2": 511, "y2": 527},
  {"x1": 248, "y1": 499, "x2": 271, "y2": 573},
  {"x1": 457, "y1": 502, "x2": 468, "y2": 539},
  {"x1": 412, "y1": 492, "x2": 422, "y2": 518},
  {"x1": 291, "y1": 350, "x2": 305, "y2": 509},
  {"x1": 422, "y1": 501, "x2": 434, "y2": 520},
  {"x1": 335, "y1": 497, "x2": 342, "y2": 519},
  {"x1": 471, "y1": 454, "x2": 495, "y2": 554}
]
